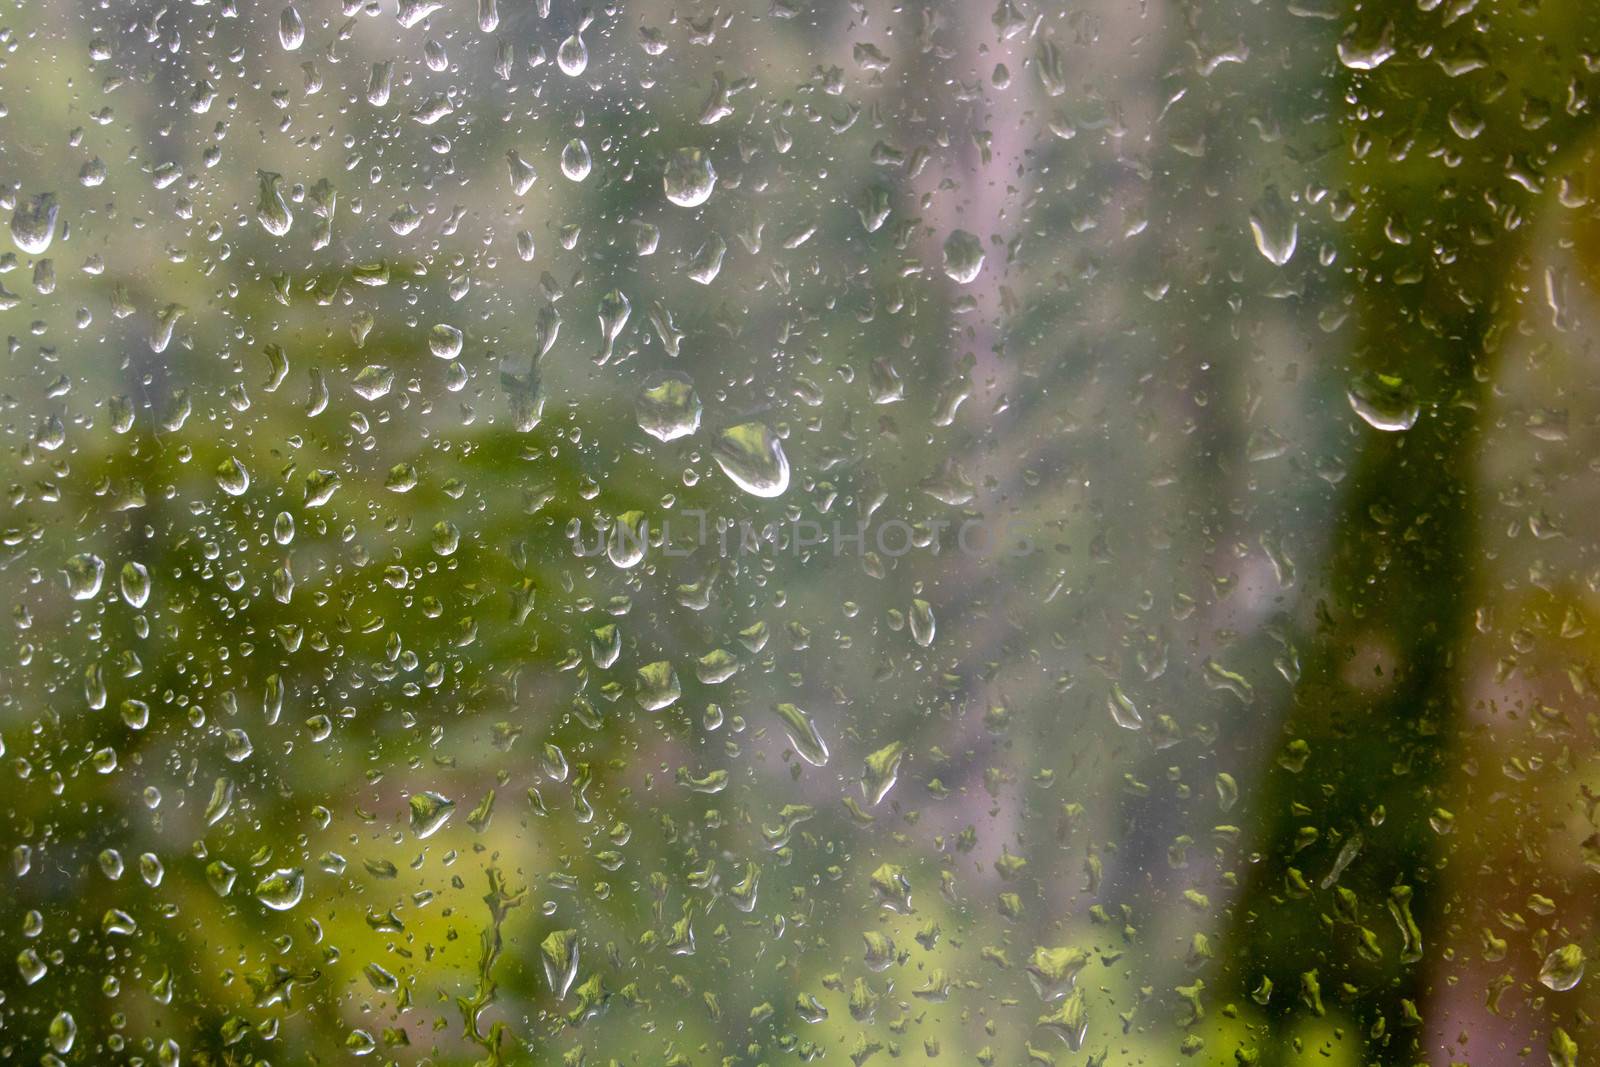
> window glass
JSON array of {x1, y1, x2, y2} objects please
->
[{"x1": 2, "y1": 2, "x2": 1599, "y2": 1065}]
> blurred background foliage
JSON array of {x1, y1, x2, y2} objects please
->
[{"x1": 3, "y1": 0, "x2": 1600, "y2": 1066}]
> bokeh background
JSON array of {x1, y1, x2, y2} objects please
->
[{"x1": 2, "y1": 0, "x2": 1600, "y2": 1064}]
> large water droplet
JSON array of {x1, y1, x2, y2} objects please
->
[
  {"x1": 408, "y1": 791, "x2": 455, "y2": 839},
  {"x1": 687, "y1": 233, "x2": 727, "y2": 285},
  {"x1": 352, "y1": 365, "x2": 394, "y2": 401},
  {"x1": 862, "y1": 741, "x2": 905, "y2": 805},
  {"x1": 506, "y1": 150, "x2": 537, "y2": 195},
  {"x1": 278, "y1": 5, "x2": 305, "y2": 50},
  {"x1": 254, "y1": 867, "x2": 304, "y2": 911},
  {"x1": 664, "y1": 148, "x2": 716, "y2": 207},
  {"x1": 17, "y1": 948, "x2": 47, "y2": 985},
  {"x1": 636, "y1": 661, "x2": 681, "y2": 711},
  {"x1": 1540, "y1": 944, "x2": 1585, "y2": 992},
  {"x1": 396, "y1": 0, "x2": 442, "y2": 28},
  {"x1": 596, "y1": 290, "x2": 631, "y2": 365},
  {"x1": 942, "y1": 229, "x2": 985, "y2": 284},
  {"x1": 10, "y1": 193, "x2": 58, "y2": 255},
  {"x1": 48, "y1": 1011, "x2": 76, "y2": 1054},
  {"x1": 1248, "y1": 186, "x2": 1297, "y2": 266},
  {"x1": 541, "y1": 929, "x2": 580, "y2": 999},
  {"x1": 120, "y1": 562, "x2": 150, "y2": 608},
  {"x1": 304, "y1": 468, "x2": 341, "y2": 507},
  {"x1": 1337, "y1": 21, "x2": 1395, "y2": 71},
  {"x1": 775, "y1": 704, "x2": 830, "y2": 767},
  {"x1": 1108, "y1": 683, "x2": 1143, "y2": 730},
  {"x1": 635, "y1": 372, "x2": 701, "y2": 442},
  {"x1": 64, "y1": 553, "x2": 105, "y2": 600},
  {"x1": 255, "y1": 171, "x2": 292, "y2": 237},
  {"x1": 712, "y1": 422, "x2": 790, "y2": 498},
  {"x1": 429, "y1": 323, "x2": 464, "y2": 360},
  {"x1": 557, "y1": 31, "x2": 588, "y2": 76},
  {"x1": 561, "y1": 138, "x2": 592, "y2": 182},
  {"x1": 1346, "y1": 371, "x2": 1420, "y2": 432},
  {"x1": 216, "y1": 456, "x2": 251, "y2": 496}
]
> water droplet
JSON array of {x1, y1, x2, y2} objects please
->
[
  {"x1": 541, "y1": 929, "x2": 580, "y2": 998},
  {"x1": 10, "y1": 193, "x2": 58, "y2": 255},
  {"x1": 607, "y1": 512, "x2": 647, "y2": 568},
  {"x1": 942, "y1": 229, "x2": 985, "y2": 284},
  {"x1": 560, "y1": 138, "x2": 592, "y2": 182},
  {"x1": 636, "y1": 661, "x2": 681, "y2": 711},
  {"x1": 119, "y1": 562, "x2": 150, "y2": 608},
  {"x1": 304, "y1": 468, "x2": 341, "y2": 507},
  {"x1": 909, "y1": 599, "x2": 936, "y2": 647},
  {"x1": 429, "y1": 323, "x2": 464, "y2": 360},
  {"x1": 712, "y1": 422, "x2": 790, "y2": 498},
  {"x1": 255, "y1": 171, "x2": 293, "y2": 237},
  {"x1": 396, "y1": 0, "x2": 442, "y2": 28},
  {"x1": 635, "y1": 372, "x2": 702, "y2": 442},
  {"x1": 775, "y1": 704, "x2": 830, "y2": 767},
  {"x1": 506, "y1": 150, "x2": 538, "y2": 195},
  {"x1": 254, "y1": 868, "x2": 304, "y2": 911},
  {"x1": 385, "y1": 463, "x2": 418, "y2": 493},
  {"x1": 408, "y1": 791, "x2": 455, "y2": 839},
  {"x1": 279, "y1": 5, "x2": 305, "y2": 50},
  {"x1": 1038, "y1": 989, "x2": 1089, "y2": 1051},
  {"x1": 17, "y1": 948, "x2": 46, "y2": 985},
  {"x1": 1248, "y1": 186, "x2": 1297, "y2": 266},
  {"x1": 664, "y1": 148, "x2": 716, "y2": 207},
  {"x1": 121, "y1": 699, "x2": 149, "y2": 730},
  {"x1": 862, "y1": 741, "x2": 905, "y2": 805},
  {"x1": 64, "y1": 553, "x2": 105, "y2": 600},
  {"x1": 590, "y1": 625, "x2": 621, "y2": 668},
  {"x1": 48, "y1": 1012, "x2": 76, "y2": 1054},
  {"x1": 1346, "y1": 371, "x2": 1420, "y2": 432},
  {"x1": 1541, "y1": 944, "x2": 1586, "y2": 992},
  {"x1": 557, "y1": 30, "x2": 589, "y2": 76},
  {"x1": 686, "y1": 233, "x2": 727, "y2": 285},
  {"x1": 352, "y1": 365, "x2": 393, "y2": 401},
  {"x1": 1027, "y1": 946, "x2": 1089, "y2": 1002},
  {"x1": 1108, "y1": 683, "x2": 1143, "y2": 730},
  {"x1": 216, "y1": 456, "x2": 251, "y2": 496},
  {"x1": 1337, "y1": 21, "x2": 1395, "y2": 71},
  {"x1": 596, "y1": 290, "x2": 631, "y2": 365}
]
